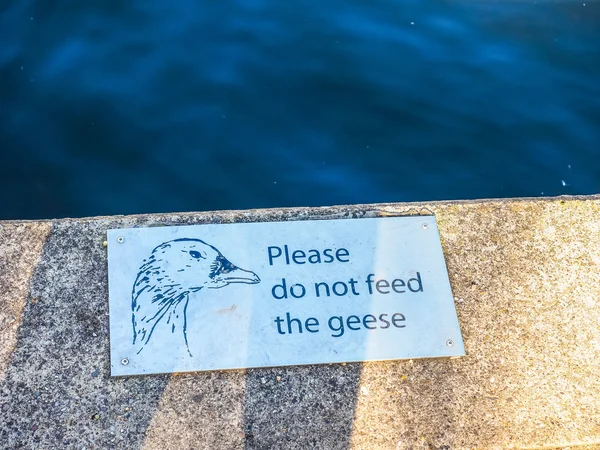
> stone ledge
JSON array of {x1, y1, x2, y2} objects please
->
[{"x1": 1, "y1": 196, "x2": 599, "y2": 449}]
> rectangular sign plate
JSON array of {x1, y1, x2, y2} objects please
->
[{"x1": 108, "y1": 216, "x2": 464, "y2": 376}]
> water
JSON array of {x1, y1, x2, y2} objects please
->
[{"x1": 1, "y1": 1, "x2": 599, "y2": 220}]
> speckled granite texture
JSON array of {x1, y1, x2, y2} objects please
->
[{"x1": 1, "y1": 196, "x2": 599, "y2": 450}]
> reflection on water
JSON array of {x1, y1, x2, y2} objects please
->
[{"x1": 1, "y1": 1, "x2": 599, "y2": 219}]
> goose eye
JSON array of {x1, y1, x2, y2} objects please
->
[{"x1": 189, "y1": 251, "x2": 203, "y2": 259}]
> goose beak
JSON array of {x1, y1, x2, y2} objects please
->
[{"x1": 223, "y1": 267, "x2": 261, "y2": 285}]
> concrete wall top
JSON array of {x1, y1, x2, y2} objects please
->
[{"x1": 1, "y1": 196, "x2": 599, "y2": 449}]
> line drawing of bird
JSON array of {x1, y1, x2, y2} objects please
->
[{"x1": 131, "y1": 238, "x2": 260, "y2": 356}]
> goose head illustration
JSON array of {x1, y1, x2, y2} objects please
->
[{"x1": 131, "y1": 238, "x2": 260, "y2": 355}]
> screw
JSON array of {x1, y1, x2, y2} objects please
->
[
  {"x1": 117, "y1": 237, "x2": 124, "y2": 244},
  {"x1": 422, "y1": 223, "x2": 428, "y2": 230},
  {"x1": 446, "y1": 339, "x2": 454, "y2": 347},
  {"x1": 121, "y1": 358, "x2": 129, "y2": 366}
]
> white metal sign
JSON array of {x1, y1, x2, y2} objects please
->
[{"x1": 108, "y1": 216, "x2": 464, "y2": 376}]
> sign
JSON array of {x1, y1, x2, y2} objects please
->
[{"x1": 107, "y1": 216, "x2": 464, "y2": 376}]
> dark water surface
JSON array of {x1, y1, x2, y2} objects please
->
[{"x1": 1, "y1": 1, "x2": 599, "y2": 220}]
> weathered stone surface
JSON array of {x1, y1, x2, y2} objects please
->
[
  {"x1": 0, "y1": 222, "x2": 51, "y2": 382},
  {"x1": 1, "y1": 196, "x2": 599, "y2": 449}
]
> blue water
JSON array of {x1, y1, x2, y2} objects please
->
[{"x1": 1, "y1": 1, "x2": 599, "y2": 220}]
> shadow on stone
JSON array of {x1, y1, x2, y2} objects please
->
[
  {"x1": 242, "y1": 363, "x2": 362, "y2": 450},
  {"x1": 0, "y1": 222, "x2": 169, "y2": 449}
]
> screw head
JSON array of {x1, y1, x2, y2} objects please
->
[
  {"x1": 121, "y1": 358, "x2": 129, "y2": 366},
  {"x1": 117, "y1": 237, "x2": 124, "y2": 244},
  {"x1": 422, "y1": 223, "x2": 428, "y2": 230},
  {"x1": 446, "y1": 339, "x2": 454, "y2": 347}
]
